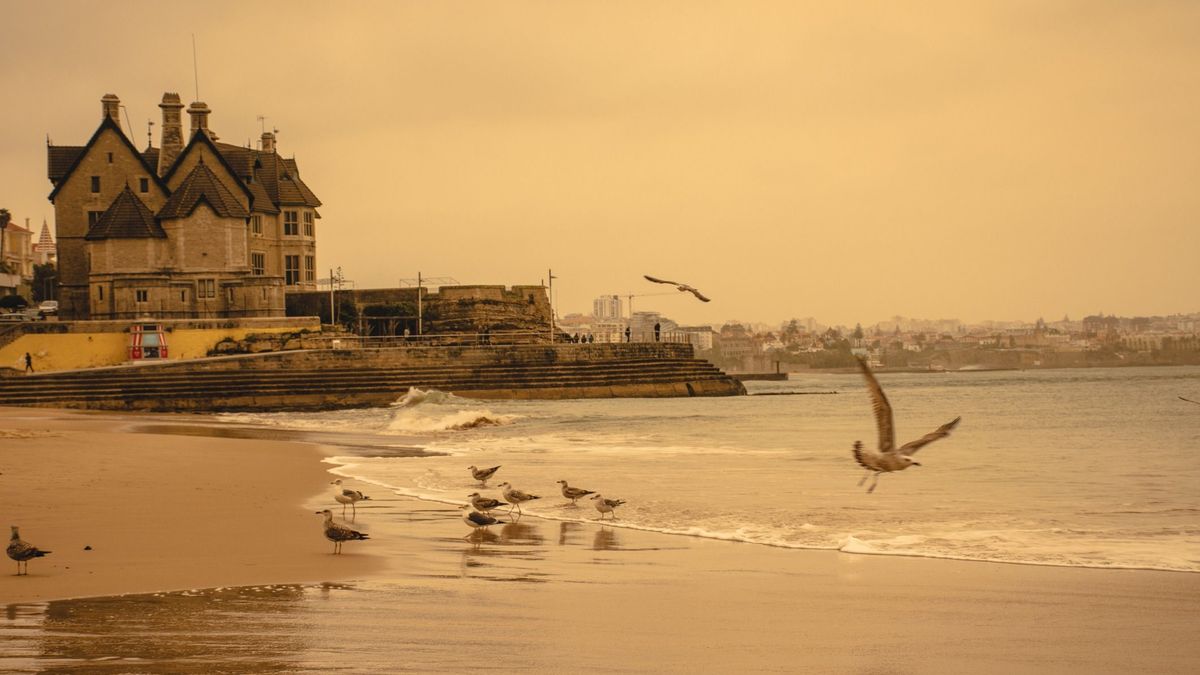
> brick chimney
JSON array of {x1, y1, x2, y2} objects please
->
[
  {"x1": 158, "y1": 92, "x2": 185, "y2": 176},
  {"x1": 260, "y1": 131, "x2": 276, "y2": 154},
  {"x1": 187, "y1": 101, "x2": 212, "y2": 138},
  {"x1": 101, "y1": 93, "x2": 120, "y2": 123}
]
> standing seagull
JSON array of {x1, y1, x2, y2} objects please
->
[
  {"x1": 468, "y1": 492, "x2": 507, "y2": 514},
  {"x1": 468, "y1": 465, "x2": 501, "y2": 486},
  {"x1": 331, "y1": 479, "x2": 371, "y2": 520},
  {"x1": 556, "y1": 480, "x2": 595, "y2": 505},
  {"x1": 315, "y1": 509, "x2": 370, "y2": 554},
  {"x1": 643, "y1": 275, "x2": 711, "y2": 302},
  {"x1": 497, "y1": 482, "x2": 541, "y2": 516},
  {"x1": 852, "y1": 356, "x2": 960, "y2": 493},
  {"x1": 460, "y1": 504, "x2": 504, "y2": 535},
  {"x1": 590, "y1": 494, "x2": 626, "y2": 520},
  {"x1": 8, "y1": 526, "x2": 51, "y2": 575}
]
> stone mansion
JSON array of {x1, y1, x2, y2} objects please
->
[{"x1": 46, "y1": 93, "x2": 322, "y2": 320}]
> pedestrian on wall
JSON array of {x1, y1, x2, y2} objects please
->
[
  {"x1": 24, "y1": 352, "x2": 33, "y2": 373},
  {"x1": 624, "y1": 326, "x2": 631, "y2": 343},
  {"x1": 654, "y1": 322, "x2": 661, "y2": 342}
]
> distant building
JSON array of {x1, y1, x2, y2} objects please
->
[
  {"x1": 34, "y1": 220, "x2": 56, "y2": 265},
  {"x1": 46, "y1": 92, "x2": 322, "y2": 320},
  {"x1": 1, "y1": 218, "x2": 35, "y2": 280},
  {"x1": 592, "y1": 294, "x2": 624, "y2": 322}
]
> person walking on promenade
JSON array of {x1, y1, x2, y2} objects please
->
[
  {"x1": 654, "y1": 322, "x2": 661, "y2": 342},
  {"x1": 624, "y1": 326, "x2": 631, "y2": 342},
  {"x1": 24, "y1": 352, "x2": 33, "y2": 373}
]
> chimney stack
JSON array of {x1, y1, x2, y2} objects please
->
[
  {"x1": 101, "y1": 94, "x2": 121, "y2": 123},
  {"x1": 187, "y1": 101, "x2": 212, "y2": 138},
  {"x1": 158, "y1": 92, "x2": 185, "y2": 176},
  {"x1": 260, "y1": 131, "x2": 276, "y2": 154}
]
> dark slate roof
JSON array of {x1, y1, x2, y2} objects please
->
[
  {"x1": 48, "y1": 146, "x2": 85, "y2": 182},
  {"x1": 246, "y1": 178, "x2": 279, "y2": 214},
  {"x1": 158, "y1": 158, "x2": 250, "y2": 220},
  {"x1": 142, "y1": 147, "x2": 160, "y2": 171},
  {"x1": 85, "y1": 186, "x2": 166, "y2": 240},
  {"x1": 212, "y1": 142, "x2": 321, "y2": 209},
  {"x1": 47, "y1": 116, "x2": 167, "y2": 201}
]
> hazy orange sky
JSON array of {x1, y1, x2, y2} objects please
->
[{"x1": 2, "y1": 1, "x2": 1197, "y2": 327}]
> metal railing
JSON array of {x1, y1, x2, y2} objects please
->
[{"x1": 304, "y1": 329, "x2": 693, "y2": 350}]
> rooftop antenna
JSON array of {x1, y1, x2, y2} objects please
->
[
  {"x1": 191, "y1": 33, "x2": 200, "y2": 101},
  {"x1": 257, "y1": 115, "x2": 268, "y2": 134},
  {"x1": 147, "y1": 119, "x2": 155, "y2": 149},
  {"x1": 120, "y1": 104, "x2": 134, "y2": 138}
]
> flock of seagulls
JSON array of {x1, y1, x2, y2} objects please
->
[{"x1": 458, "y1": 467, "x2": 626, "y2": 535}]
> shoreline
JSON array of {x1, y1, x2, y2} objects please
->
[
  {"x1": 0, "y1": 406, "x2": 384, "y2": 604},
  {"x1": 3, "y1": 406, "x2": 1198, "y2": 671}
]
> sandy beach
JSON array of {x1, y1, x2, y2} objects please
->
[{"x1": 2, "y1": 406, "x2": 1198, "y2": 673}]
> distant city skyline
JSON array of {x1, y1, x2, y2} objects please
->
[{"x1": 2, "y1": 2, "x2": 1197, "y2": 326}]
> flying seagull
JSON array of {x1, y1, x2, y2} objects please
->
[
  {"x1": 468, "y1": 465, "x2": 501, "y2": 486},
  {"x1": 460, "y1": 504, "x2": 504, "y2": 535},
  {"x1": 556, "y1": 480, "x2": 595, "y2": 505},
  {"x1": 591, "y1": 494, "x2": 626, "y2": 520},
  {"x1": 316, "y1": 509, "x2": 370, "y2": 554},
  {"x1": 8, "y1": 526, "x2": 51, "y2": 575},
  {"x1": 643, "y1": 275, "x2": 711, "y2": 302},
  {"x1": 331, "y1": 479, "x2": 371, "y2": 520},
  {"x1": 468, "y1": 492, "x2": 507, "y2": 514},
  {"x1": 1179, "y1": 396, "x2": 1200, "y2": 406},
  {"x1": 497, "y1": 482, "x2": 541, "y2": 515},
  {"x1": 853, "y1": 356, "x2": 960, "y2": 493}
]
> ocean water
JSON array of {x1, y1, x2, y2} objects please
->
[{"x1": 220, "y1": 366, "x2": 1200, "y2": 573}]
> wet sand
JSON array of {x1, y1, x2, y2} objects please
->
[{"x1": 2, "y1": 406, "x2": 1198, "y2": 673}]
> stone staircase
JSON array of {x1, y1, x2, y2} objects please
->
[{"x1": 0, "y1": 345, "x2": 745, "y2": 411}]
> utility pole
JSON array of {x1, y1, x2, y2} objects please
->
[
  {"x1": 417, "y1": 271, "x2": 423, "y2": 335},
  {"x1": 329, "y1": 267, "x2": 335, "y2": 326},
  {"x1": 548, "y1": 268, "x2": 556, "y2": 343}
]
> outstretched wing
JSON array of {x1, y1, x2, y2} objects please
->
[
  {"x1": 644, "y1": 275, "x2": 679, "y2": 286},
  {"x1": 856, "y1": 357, "x2": 895, "y2": 452},
  {"x1": 1179, "y1": 396, "x2": 1200, "y2": 406},
  {"x1": 686, "y1": 287, "x2": 712, "y2": 302},
  {"x1": 899, "y1": 417, "x2": 961, "y2": 455}
]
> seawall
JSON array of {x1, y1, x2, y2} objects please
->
[{"x1": 0, "y1": 343, "x2": 745, "y2": 411}]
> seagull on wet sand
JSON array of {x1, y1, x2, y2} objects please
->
[
  {"x1": 556, "y1": 480, "x2": 595, "y2": 505},
  {"x1": 468, "y1": 492, "x2": 507, "y2": 514},
  {"x1": 460, "y1": 504, "x2": 505, "y2": 536},
  {"x1": 8, "y1": 526, "x2": 51, "y2": 575},
  {"x1": 468, "y1": 465, "x2": 501, "y2": 486},
  {"x1": 331, "y1": 479, "x2": 371, "y2": 520},
  {"x1": 853, "y1": 356, "x2": 960, "y2": 493},
  {"x1": 591, "y1": 494, "x2": 626, "y2": 520},
  {"x1": 316, "y1": 509, "x2": 370, "y2": 554},
  {"x1": 643, "y1": 275, "x2": 711, "y2": 302},
  {"x1": 497, "y1": 482, "x2": 540, "y2": 515}
]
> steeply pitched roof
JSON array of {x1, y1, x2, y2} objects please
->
[
  {"x1": 85, "y1": 186, "x2": 166, "y2": 240},
  {"x1": 212, "y1": 142, "x2": 321, "y2": 210},
  {"x1": 142, "y1": 147, "x2": 160, "y2": 171},
  {"x1": 35, "y1": 221, "x2": 56, "y2": 251},
  {"x1": 47, "y1": 116, "x2": 166, "y2": 202},
  {"x1": 157, "y1": 158, "x2": 250, "y2": 220},
  {"x1": 48, "y1": 146, "x2": 85, "y2": 182}
]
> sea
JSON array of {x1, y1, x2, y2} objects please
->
[{"x1": 220, "y1": 365, "x2": 1200, "y2": 574}]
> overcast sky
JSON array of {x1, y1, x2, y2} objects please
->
[{"x1": 2, "y1": 1, "x2": 1197, "y2": 327}]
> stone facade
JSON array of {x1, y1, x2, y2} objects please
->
[{"x1": 47, "y1": 93, "x2": 322, "y2": 320}]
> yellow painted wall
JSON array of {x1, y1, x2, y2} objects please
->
[{"x1": 1, "y1": 325, "x2": 306, "y2": 372}]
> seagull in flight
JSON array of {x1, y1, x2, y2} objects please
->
[
  {"x1": 852, "y1": 356, "x2": 960, "y2": 493},
  {"x1": 643, "y1": 275, "x2": 711, "y2": 302},
  {"x1": 1179, "y1": 396, "x2": 1200, "y2": 406}
]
